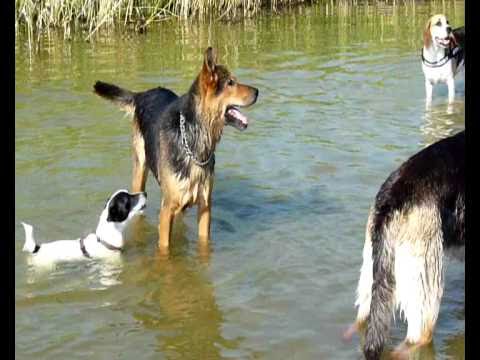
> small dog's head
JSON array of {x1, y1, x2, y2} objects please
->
[
  {"x1": 103, "y1": 189, "x2": 147, "y2": 230},
  {"x1": 196, "y1": 47, "x2": 259, "y2": 132},
  {"x1": 424, "y1": 14, "x2": 453, "y2": 49}
]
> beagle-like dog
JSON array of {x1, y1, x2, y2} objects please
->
[
  {"x1": 21, "y1": 189, "x2": 146, "y2": 266},
  {"x1": 422, "y1": 14, "x2": 465, "y2": 106}
]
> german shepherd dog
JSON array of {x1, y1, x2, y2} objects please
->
[
  {"x1": 93, "y1": 47, "x2": 258, "y2": 249},
  {"x1": 344, "y1": 130, "x2": 464, "y2": 359}
]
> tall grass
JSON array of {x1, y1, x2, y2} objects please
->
[
  {"x1": 15, "y1": 0, "x2": 435, "y2": 51},
  {"x1": 15, "y1": 0, "x2": 309, "y2": 43}
]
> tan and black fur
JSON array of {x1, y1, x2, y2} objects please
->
[
  {"x1": 349, "y1": 131, "x2": 464, "y2": 359},
  {"x1": 93, "y1": 47, "x2": 258, "y2": 249}
]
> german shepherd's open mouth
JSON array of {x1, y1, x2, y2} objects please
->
[{"x1": 226, "y1": 104, "x2": 250, "y2": 130}]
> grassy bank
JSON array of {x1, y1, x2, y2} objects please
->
[
  {"x1": 15, "y1": 0, "x2": 312, "y2": 42},
  {"x1": 15, "y1": 0, "x2": 452, "y2": 51},
  {"x1": 17, "y1": 0, "x2": 411, "y2": 40}
]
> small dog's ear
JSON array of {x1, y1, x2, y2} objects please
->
[
  {"x1": 424, "y1": 19, "x2": 432, "y2": 48},
  {"x1": 107, "y1": 194, "x2": 131, "y2": 223}
]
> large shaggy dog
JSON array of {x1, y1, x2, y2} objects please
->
[{"x1": 349, "y1": 130, "x2": 464, "y2": 359}]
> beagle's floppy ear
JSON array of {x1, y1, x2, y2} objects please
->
[
  {"x1": 423, "y1": 19, "x2": 432, "y2": 48},
  {"x1": 200, "y1": 47, "x2": 218, "y2": 89}
]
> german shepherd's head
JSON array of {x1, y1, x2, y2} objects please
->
[{"x1": 193, "y1": 47, "x2": 258, "y2": 136}]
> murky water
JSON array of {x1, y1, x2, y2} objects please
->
[{"x1": 15, "y1": 2, "x2": 465, "y2": 359}]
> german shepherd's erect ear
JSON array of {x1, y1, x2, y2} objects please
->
[
  {"x1": 201, "y1": 47, "x2": 218, "y2": 88},
  {"x1": 423, "y1": 18, "x2": 432, "y2": 48}
]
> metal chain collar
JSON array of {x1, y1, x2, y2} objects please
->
[{"x1": 179, "y1": 113, "x2": 213, "y2": 167}]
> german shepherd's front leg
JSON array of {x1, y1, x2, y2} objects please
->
[
  {"x1": 198, "y1": 203, "x2": 211, "y2": 243},
  {"x1": 159, "y1": 201, "x2": 175, "y2": 249},
  {"x1": 198, "y1": 182, "x2": 213, "y2": 243}
]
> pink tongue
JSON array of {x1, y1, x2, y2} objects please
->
[{"x1": 228, "y1": 108, "x2": 248, "y2": 124}]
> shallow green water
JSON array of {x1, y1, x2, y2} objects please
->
[{"x1": 16, "y1": 2, "x2": 465, "y2": 359}]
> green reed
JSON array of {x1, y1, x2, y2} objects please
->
[
  {"x1": 16, "y1": 0, "x2": 302, "y2": 42},
  {"x1": 15, "y1": 0, "x2": 456, "y2": 52}
]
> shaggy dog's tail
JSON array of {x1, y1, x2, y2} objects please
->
[
  {"x1": 93, "y1": 81, "x2": 136, "y2": 113},
  {"x1": 452, "y1": 26, "x2": 465, "y2": 49},
  {"x1": 363, "y1": 210, "x2": 396, "y2": 360}
]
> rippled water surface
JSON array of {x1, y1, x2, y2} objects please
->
[{"x1": 16, "y1": 2, "x2": 465, "y2": 359}]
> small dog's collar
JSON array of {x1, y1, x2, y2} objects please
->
[
  {"x1": 79, "y1": 237, "x2": 92, "y2": 258},
  {"x1": 96, "y1": 235, "x2": 123, "y2": 252}
]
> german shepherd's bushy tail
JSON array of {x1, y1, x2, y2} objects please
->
[
  {"x1": 452, "y1": 26, "x2": 465, "y2": 49},
  {"x1": 93, "y1": 81, "x2": 135, "y2": 113},
  {"x1": 363, "y1": 207, "x2": 396, "y2": 360}
]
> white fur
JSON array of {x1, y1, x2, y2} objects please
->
[
  {"x1": 422, "y1": 15, "x2": 463, "y2": 107},
  {"x1": 21, "y1": 189, "x2": 146, "y2": 267},
  {"x1": 355, "y1": 204, "x2": 445, "y2": 344},
  {"x1": 355, "y1": 210, "x2": 374, "y2": 323},
  {"x1": 393, "y1": 204, "x2": 444, "y2": 343}
]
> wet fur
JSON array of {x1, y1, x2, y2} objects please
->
[
  {"x1": 354, "y1": 131, "x2": 465, "y2": 359},
  {"x1": 94, "y1": 47, "x2": 258, "y2": 248}
]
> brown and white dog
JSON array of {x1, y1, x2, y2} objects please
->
[{"x1": 422, "y1": 14, "x2": 465, "y2": 106}]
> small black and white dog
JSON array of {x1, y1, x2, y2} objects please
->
[
  {"x1": 22, "y1": 189, "x2": 146, "y2": 265},
  {"x1": 347, "y1": 130, "x2": 464, "y2": 359}
]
